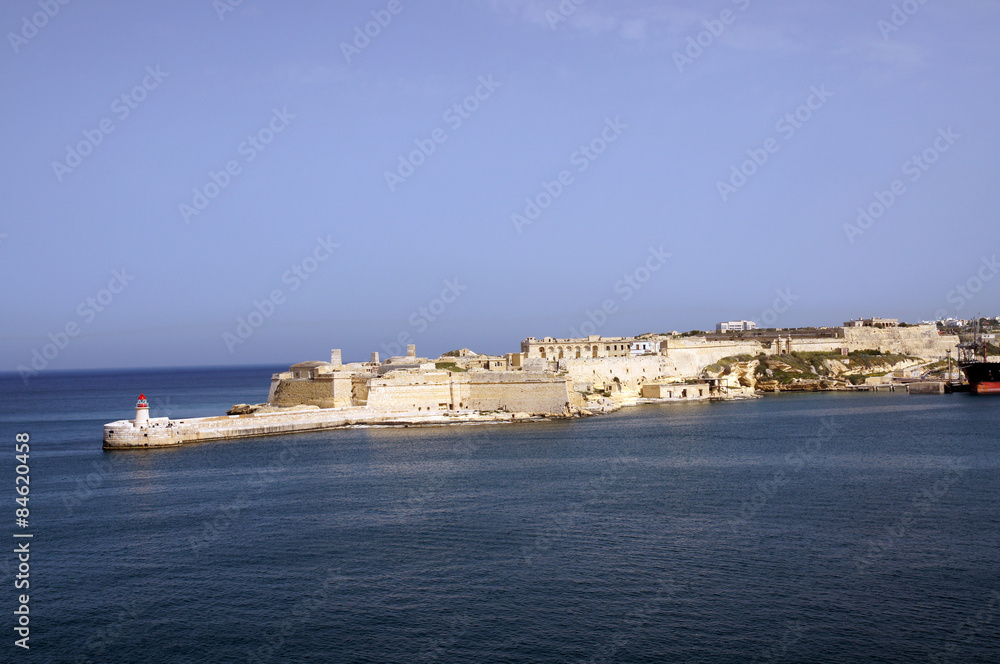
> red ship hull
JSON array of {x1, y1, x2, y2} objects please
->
[{"x1": 961, "y1": 362, "x2": 1000, "y2": 395}]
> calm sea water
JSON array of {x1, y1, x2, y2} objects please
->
[{"x1": 2, "y1": 367, "x2": 999, "y2": 663}]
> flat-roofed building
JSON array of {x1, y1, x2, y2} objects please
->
[
  {"x1": 716, "y1": 320, "x2": 757, "y2": 333},
  {"x1": 521, "y1": 335, "x2": 635, "y2": 360},
  {"x1": 844, "y1": 317, "x2": 898, "y2": 328}
]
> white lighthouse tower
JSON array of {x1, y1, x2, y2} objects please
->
[{"x1": 134, "y1": 394, "x2": 150, "y2": 427}]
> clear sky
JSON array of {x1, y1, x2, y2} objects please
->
[{"x1": 2, "y1": 0, "x2": 998, "y2": 373}]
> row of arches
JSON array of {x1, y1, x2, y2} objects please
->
[
  {"x1": 539, "y1": 344, "x2": 606, "y2": 359},
  {"x1": 536, "y1": 343, "x2": 635, "y2": 359}
]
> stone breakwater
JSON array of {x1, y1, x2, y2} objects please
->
[{"x1": 102, "y1": 406, "x2": 576, "y2": 450}]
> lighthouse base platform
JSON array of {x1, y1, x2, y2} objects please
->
[{"x1": 102, "y1": 406, "x2": 565, "y2": 450}]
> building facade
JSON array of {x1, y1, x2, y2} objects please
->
[
  {"x1": 521, "y1": 335, "x2": 636, "y2": 360},
  {"x1": 716, "y1": 320, "x2": 758, "y2": 332},
  {"x1": 844, "y1": 317, "x2": 899, "y2": 328}
]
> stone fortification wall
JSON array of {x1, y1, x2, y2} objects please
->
[
  {"x1": 657, "y1": 340, "x2": 768, "y2": 380},
  {"x1": 562, "y1": 348, "x2": 771, "y2": 396},
  {"x1": 465, "y1": 372, "x2": 571, "y2": 414},
  {"x1": 841, "y1": 324, "x2": 958, "y2": 358},
  {"x1": 560, "y1": 356, "x2": 662, "y2": 396},
  {"x1": 267, "y1": 372, "x2": 292, "y2": 403},
  {"x1": 269, "y1": 371, "x2": 367, "y2": 408},
  {"x1": 351, "y1": 375, "x2": 370, "y2": 406},
  {"x1": 784, "y1": 338, "x2": 845, "y2": 354},
  {"x1": 365, "y1": 370, "x2": 571, "y2": 415},
  {"x1": 269, "y1": 376, "x2": 335, "y2": 408},
  {"x1": 366, "y1": 371, "x2": 461, "y2": 413}
]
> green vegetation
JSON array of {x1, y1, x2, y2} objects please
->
[
  {"x1": 844, "y1": 349, "x2": 914, "y2": 369},
  {"x1": 435, "y1": 362, "x2": 467, "y2": 372},
  {"x1": 678, "y1": 330, "x2": 705, "y2": 337},
  {"x1": 711, "y1": 349, "x2": 919, "y2": 387}
]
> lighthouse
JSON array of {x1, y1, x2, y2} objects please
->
[{"x1": 134, "y1": 394, "x2": 150, "y2": 427}]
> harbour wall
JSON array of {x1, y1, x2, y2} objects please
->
[
  {"x1": 103, "y1": 406, "x2": 560, "y2": 450},
  {"x1": 842, "y1": 325, "x2": 957, "y2": 358},
  {"x1": 365, "y1": 371, "x2": 572, "y2": 415}
]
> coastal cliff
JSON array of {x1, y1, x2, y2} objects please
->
[{"x1": 704, "y1": 350, "x2": 929, "y2": 393}]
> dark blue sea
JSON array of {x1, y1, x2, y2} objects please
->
[{"x1": 2, "y1": 367, "x2": 999, "y2": 663}]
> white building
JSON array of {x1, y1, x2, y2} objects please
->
[
  {"x1": 630, "y1": 340, "x2": 655, "y2": 356},
  {"x1": 716, "y1": 320, "x2": 757, "y2": 333}
]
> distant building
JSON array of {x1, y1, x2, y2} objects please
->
[
  {"x1": 521, "y1": 335, "x2": 635, "y2": 360},
  {"x1": 716, "y1": 320, "x2": 757, "y2": 333},
  {"x1": 630, "y1": 340, "x2": 655, "y2": 356},
  {"x1": 844, "y1": 317, "x2": 898, "y2": 329}
]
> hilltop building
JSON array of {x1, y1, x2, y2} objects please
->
[
  {"x1": 716, "y1": 320, "x2": 757, "y2": 332},
  {"x1": 521, "y1": 336, "x2": 638, "y2": 360},
  {"x1": 844, "y1": 317, "x2": 898, "y2": 328}
]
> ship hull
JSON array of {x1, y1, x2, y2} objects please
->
[{"x1": 960, "y1": 362, "x2": 1000, "y2": 395}]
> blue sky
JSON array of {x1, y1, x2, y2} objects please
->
[{"x1": 2, "y1": 0, "x2": 998, "y2": 372}]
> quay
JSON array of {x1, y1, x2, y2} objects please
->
[
  {"x1": 849, "y1": 380, "x2": 970, "y2": 394},
  {"x1": 103, "y1": 396, "x2": 560, "y2": 450}
]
